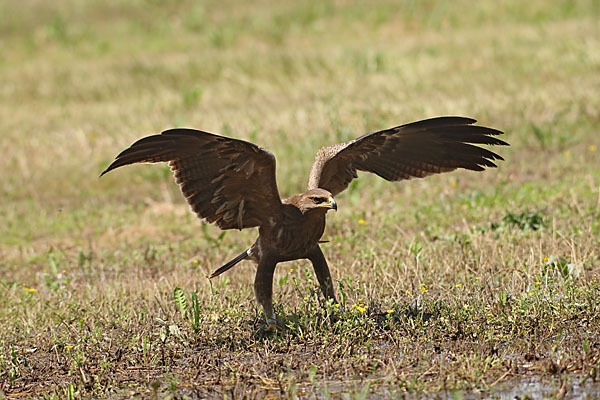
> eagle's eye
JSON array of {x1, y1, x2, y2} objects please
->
[{"x1": 311, "y1": 196, "x2": 325, "y2": 204}]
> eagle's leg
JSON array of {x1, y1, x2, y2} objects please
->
[
  {"x1": 254, "y1": 257, "x2": 278, "y2": 329},
  {"x1": 307, "y1": 245, "x2": 338, "y2": 304}
]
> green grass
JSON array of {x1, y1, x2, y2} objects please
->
[{"x1": 1, "y1": 0, "x2": 599, "y2": 398}]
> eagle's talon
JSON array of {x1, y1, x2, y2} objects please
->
[{"x1": 265, "y1": 318, "x2": 283, "y2": 332}]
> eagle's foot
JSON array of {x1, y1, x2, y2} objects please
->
[{"x1": 265, "y1": 318, "x2": 283, "y2": 332}]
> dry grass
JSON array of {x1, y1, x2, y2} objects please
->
[{"x1": 1, "y1": 0, "x2": 599, "y2": 398}]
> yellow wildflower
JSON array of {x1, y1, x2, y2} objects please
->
[
  {"x1": 421, "y1": 287, "x2": 428, "y2": 294},
  {"x1": 356, "y1": 305, "x2": 366, "y2": 312},
  {"x1": 289, "y1": 268, "x2": 294, "y2": 273},
  {"x1": 528, "y1": 292, "x2": 535, "y2": 296},
  {"x1": 535, "y1": 281, "x2": 541, "y2": 285},
  {"x1": 334, "y1": 303, "x2": 340, "y2": 308},
  {"x1": 455, "y1": 284, "x2": 462, "y2": 288},
  {"x1": 65, "y1": 345, "x2": 74, "y2": 349},
  {"x1": 543, "y1": 256, "x2": 549, "y2": 262},
  {"x1": 24, "y1": 288, "x2": 37, "y2": 293},
  {"x1": 588, "y1": 144, "x2": 597, "y2": 152},
  {"x1": 386, "y1": 309, "x2": 394, "y2": 314},
  {"x1": 563, "y1": 150, "x2": 570, "y2": 156},
  {"x1": 487, "y1": 313, "x2": 493, "y2": 317},
  {"x1": 450, "y1": 181, "x2": 457, "y2": 188},
  {"x1": 475, "y1": 276, "x2": 481, "y2": 280},
  {"x1": 358, "y1": 219, "x2": 366, "y2": 225},
  {"x1": 192, "y1": 259, "x2": 199, "y2": 264}
]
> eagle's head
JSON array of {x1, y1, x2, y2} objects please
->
[{"x1": 295, "y1": 188, "x2": 337, "y2": 214}]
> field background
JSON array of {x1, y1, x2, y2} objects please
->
[{"x1": 1, "y1": 0, "x2": 599, "y2": 398}]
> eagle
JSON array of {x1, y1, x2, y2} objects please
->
[{"x1": 101, "y1": 116, "x2": 507, "y2": 329}]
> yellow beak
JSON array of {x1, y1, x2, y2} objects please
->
[{"x1": 326, "y1": 196, "x2": 337, "y2": 211}]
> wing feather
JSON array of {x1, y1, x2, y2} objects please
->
[
  {"x1": 101, "y1": 129, "x2": 282, "y2": 230},
  {"x1": 308, "y1": 116, "x2": 508, "y2": 196}
]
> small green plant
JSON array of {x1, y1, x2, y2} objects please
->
[
  {"x1": 408, "y1": 240, "x2": 423, "y2": 259},
  {"x1": 188, "y1": 291, "x2": 202, "y2": 331},
  {"x1": 498, "y1": 289, "x2": 509, "y2": 308},
  {"x1": 5, "y1": 345, "x2": 20, "y2": 385},
  {"x1": 483, "y1": 210, "x2": 547, "y2": 233},
  {"x1": 41, "y1": 250, "x2": 71, "y2": 290},
  {"x1": 174, "y1": 287, "x2": 187, "y2": 315},
  {"x1": 66, "y1": 383, "x2": 76, "y2": 400},
  {"x1": 501, "y1": 211, "x2": 546, "y2": 231},
  {"x1": 173, "y1": 287, "x2": 203, "y2": 332},
  {"x1": 542, "y1": 255, "x2": 579, "y2": 279}
]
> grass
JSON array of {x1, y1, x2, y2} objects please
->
[{"x1": 1, "y1": 0, "x2": 599, "y2": 398}]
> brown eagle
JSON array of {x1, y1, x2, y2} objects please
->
[{"x1": 101, "y1": 116, "x2": 507, "y2": 328}]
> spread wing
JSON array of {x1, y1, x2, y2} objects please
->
[
  {"x1": 307, "y1": 116, "x2": 508, "y2": 196},
  {"x1": 101, "y1": 129, "x2": 282, "y2": 230}
]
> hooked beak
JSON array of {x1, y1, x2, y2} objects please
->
[
  {"x1": 328, "y1": 196, "x2": 337, "y2": 211},
  {"x1": 315, "y1": 196, "x2": 337, "y2": 211}
]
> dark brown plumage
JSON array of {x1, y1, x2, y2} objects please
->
[{"x1": 101, "y1": 116, "x2": 508, "y2": 328}]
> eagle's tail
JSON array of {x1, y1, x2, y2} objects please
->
[{"x1": 209, "y1": 249, "x2": 249, "y2": 279}]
